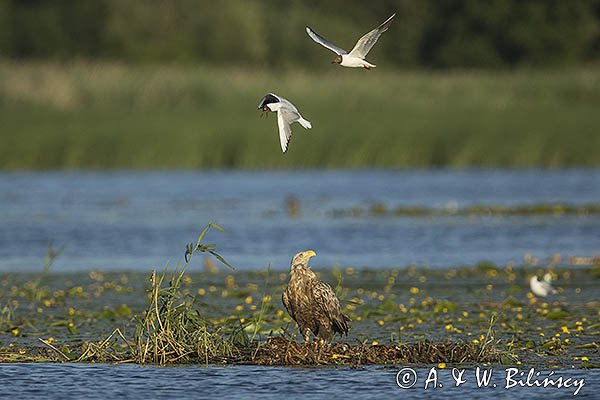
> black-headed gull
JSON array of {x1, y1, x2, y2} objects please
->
[
  {"x1": 306, "y1": 13, "x2": 396, "y2": 70},
  {"x1": 258, "y1": 93, "x2": 312, "y2": 153}
]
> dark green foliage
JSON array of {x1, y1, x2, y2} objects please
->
[{"x1": 0, "y1": 0, "x2": 599, "y2": 68}]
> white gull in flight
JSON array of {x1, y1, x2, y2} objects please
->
[
  {"x1": 258, "y1": 93, "x2": 312, "y2": 153},
  {"x1": 306, "y1": 13, "x2": 396, "y2": 70}
]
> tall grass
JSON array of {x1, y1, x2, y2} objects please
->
[
  {"x1": 134, "y1": 224, "x2": 236, "y2": 365},
  {"x1": 1, "y1": 61, "x2": 599, "y2": 168}
]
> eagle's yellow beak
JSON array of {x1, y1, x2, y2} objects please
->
[{"x1": 305, "y1": 250, "x2": 316, "y2": 258}]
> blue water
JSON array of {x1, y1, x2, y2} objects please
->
[
  {"x1": 0, "y1": 169, "x2": 599, "y2": 271},
  {"x1": 0, "y1": 364, "x2": 595, "y2": 399}
]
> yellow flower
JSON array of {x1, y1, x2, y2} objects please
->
[
  {"x1": 197, "y1": 288, "x2": 206, "y2": 296},
  {"x1": 276, "y1": 309, "x2": 284, "y2": 317},
  {"x1": 581, "y1": 357, "x2": 589, "y2": 361},
  {"x1": 371, "y1": 341, "x2": 378, "y2": 346},
  {"x1": 18, "y1": 350, "x2": 26, "y2": 355},
  {"x1": 409, "y1": 287, "x2": 419, "y2": 295},
  {"x1": 244, "y1": 296, "x2": 253, "y2": 304},
  {"x1": 539, "y1": 332, "x2": 545, "y2": 337},
  {"x1": 235, "y1": 305, "x2": 244, "y2": 312},
  {"x1": 67, "y1": 307, "x2": 76, "y2": 316},
  {"x1": 438, "y1": 363, "x2": 446, "y2": 369},
  {"x1": 46, "y1": 337, "x2": 55, "y2": 344},
  {"x1": 10, "y1": 328, "x2": 19, "y2": 336}
]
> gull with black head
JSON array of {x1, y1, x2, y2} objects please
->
[
  {"x1": 258, "y1": 93, "x2": 312, "y2": 153},
  {"x1": 306, "y1": 13, "x2": 396, "y2": 70}
]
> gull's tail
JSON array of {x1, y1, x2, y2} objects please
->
[{"x1": 298, "y1": 117, "x2": 312, "y2": 130}]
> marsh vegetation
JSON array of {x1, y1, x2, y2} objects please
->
[
  {"x1": 1, "y1": 229, "x2": 598, "y2": 367},
  {"x1": 1, "y1": 62, "x2": 599, "y2": 169}
]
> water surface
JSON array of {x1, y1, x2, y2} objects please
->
[
  {"x1": 0, "y1": 364, "x2": 594, "y2": 399},
  {"x1": 0, "y1": 169, "x2": 598, "y2": 271}
]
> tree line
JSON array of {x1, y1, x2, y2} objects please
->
[{"x1": 1, "y1": 0, "x2": 599, "y2": 68}]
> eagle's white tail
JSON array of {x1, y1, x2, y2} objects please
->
[{"x1": 298, "y1": 117, "x2": 312, "y2": 130}]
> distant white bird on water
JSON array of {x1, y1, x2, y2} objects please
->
[
  {"x1": 530, "y1": 273, "x2": 557, "y2": 297},
  {"x1": 258, "y1": 93, "x2": 312, "y2": 153},
  {"x1": 306, "y1": 13, "x2": 396, "y2": 70}
]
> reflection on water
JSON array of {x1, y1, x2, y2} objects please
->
[
  {"x1": 0, "y1": 170, "x2": 598, "y2": 271},
  {"x1": 0, "y1": 364, "x2": 595, "y2": 400}
]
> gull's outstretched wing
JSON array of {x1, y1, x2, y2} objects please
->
[
  {"x1": 277, "y1": 108, "x2": 299, "y2": 153},
  {"x1": 306, "y1": 26, "x2": 347, "y2": 55},
  {"x1": 348, "y1": 13, "x2": 395, "y2": 59}
]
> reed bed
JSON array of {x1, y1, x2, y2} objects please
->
[{"x1": 1, "y1": 62, "x2": 599, "y2": 169}]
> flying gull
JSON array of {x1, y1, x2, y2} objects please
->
[
  {"x1": 258, "y1": 93, "x2": 312, "y2": 153},
  {"x1": 306, "y1": 13, "x2": 396, "y2": 69}
]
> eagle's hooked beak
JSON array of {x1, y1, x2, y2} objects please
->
[{"x1": 305, "y1": 250, "x2": 316, "y2": 258}]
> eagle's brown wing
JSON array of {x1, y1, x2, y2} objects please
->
[
  {"x1": 282, "y1": 287, "x2": 296, "y2": 322},
  {"x1": 312, "y1": 280, "x2": 351, "y2": 336}
]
